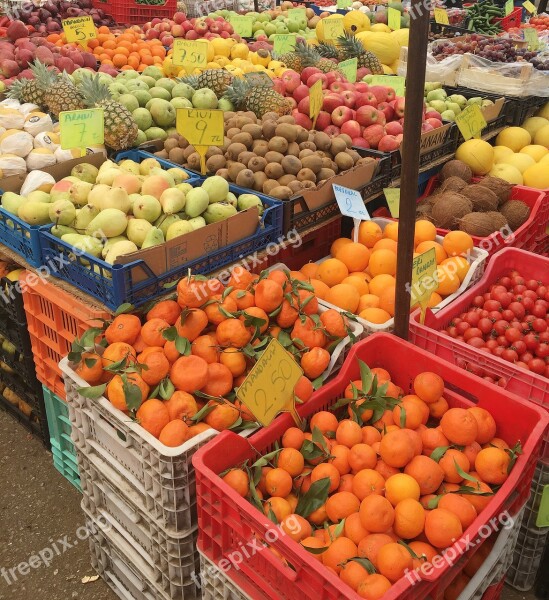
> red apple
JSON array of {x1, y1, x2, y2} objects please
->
[
  {"x1": 293, "y1": 84, "x2": 310, "y2": 104},
  {"x1": 369, "y1": 85, "x2": 388, "y2": 104},
  {"x1": 173, "y1": 11, "x2": 186, "y2": 23},
  {"x1": 426, "y1": 118, "x2": 443, "y2": 129},
  {"x1": 210, "y1": 23, "x2": 222, "y2": 34},
  {"x1": 421, "y1": 122, "x2": 434, "y2": 132},
  {"x1": 362, "y1": 124, "x2": 386, "y2": 149},
  {"x1": 375, "y1": 110, "x2": 386, "y2": 127},
  {"x1": 271, "y1": 77, "x2": 285, "y2": 95},
  {"x1": 281, "y1": 70, "x2": 301, "y2": 93},
  {"x1": 394, "y1": 97, "x2": 405, "y2": 118},
  {"x1": 352, "y1": 137, "x2": 370, "y2": 148},
  {"x1": 181, "y1": 20, "x2": 193, "y2": 32},
  {"x1": 386, "y1": 89, "x2": 396, "y2": 102},
  {"x1": 355, "y1": 92, "x2": 378, "y2": 108},
  {"x1": 385, "y1": 121, "x2": 403, "y2": 136},
  {"x1": 425, "y1": 110, "x2": 442, "y2": 121},
  {"x1": 356, "y1": 105, "x2": 380, "y2": 127},
  {"x1": 292, "y1": 110, "x2": 313, "y2": 129},
  {"x1": 301, "y1": 66, "x2": 321, "y2": 84},
  {"x1": 325, "y1": 71, "x2": 343, "y2": 86},
  {"x1": 341, "y1": 90, "x2": 357, "y2": 108},
  {"x1": 341, "y1": 120, "x2": 362, "y2": 139},
  {"x1": 162, "y1": 34, "x2": 174, "y2": 46},
  {"x1": 325, "y1": 125, "x2": 341, "y2": 136},
  {"x1": 297, "y1": 96, "x2": 311, "y2": 115},
  {"x1": 354, "y1": 82, "x2": 369, "y2": 93},
  {"x1": 194, "y1": 21, "x2": 208, "y2": 35},
  {"x1": 307, "y1": 73, "x2": 328, "y2": 89},
  {"x1": 395, "y1": 134, "x2": 404, "y2": 144},
  {"x1": 377, "y1": 101, "x2": 394, "y2": 122},
  {"x1": 356, "y1": 68, "x2": 370, "y2": 80},
  {"x1": 185, "y1": 29, "x2": 198, "y2": 39},
  {"x1": 315, "y1": 110, "x2": 332, "y2": 130},
  {"x1": 378, "y1": 135, "x2": 400, "y2": 152},
  {"x1": 329, "y1": 81, "x2": 346, "y2": 94},
  {"x1": 331, "y1": 106, "x2": 354, "y2": 126},
  {"x1": 219, "y1": 31, "x2": 229, "y2": 38},
  {"x1": 322, "y1": 93, "x2": 343, "y2": 113}
]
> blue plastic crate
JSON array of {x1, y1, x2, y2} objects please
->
[
  {"x1": 113, "y1": 149, "x2": 201, "y2": 182},
  {"x1": 40, "y1": 152, "x2": 284, "y2": 310},
  {"x1": 0, "y1": 208, "x2": 49, "y2": 268}
]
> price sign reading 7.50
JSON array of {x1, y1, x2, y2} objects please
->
[
  {"x1": 172, "y1": 39, "x2": 208, "y2": 70},
  {"x1": 176, "y1": 108, "x2": 224, "y2": 174}
]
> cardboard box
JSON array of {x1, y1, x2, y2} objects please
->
[{"x1": 417, "y1": 122, "x2": 454, "y2": 155}]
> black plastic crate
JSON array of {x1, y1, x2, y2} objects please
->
[
  {"x1": 0, "y1": 276, "x2": 27, "y2": 323},
  {"x1": 445, "y1": 85, "x2": 516, "y2": 127},
  {"x1": 430, "y1": 21, "x2": 473, "y2": 37},
  {"x1": 506, "y1": 96, "x2": 547, "y2": 127}
]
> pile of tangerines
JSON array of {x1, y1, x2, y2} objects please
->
[
  {"x1": 290, "y1": 220, "x2": 475, "y2": 325},
  {"x1": 72, "y1": 266, "x2": 355, "y2": 446},
  {"x1": 221, "y1": 363, "x2": 518, "y2": 600}
]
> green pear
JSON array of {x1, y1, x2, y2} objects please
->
[
  {"x1": 2, "y1": 192, "x2": 27, "y2": 215},
  {"x1": 141, "y1": 226, "x2": 164, "y2": 248},
  {"x1": 149, "y1": 167, "x2": 176, "y2": 187},
  {"x1": 155, "y1": 214, "x2": 180, "y2": 237},
  {"x1": 98, "y1": 159, "x2": 118, "y2": 174},
  {"x1": 203, "y1": 202, "x2": 237, "y2": 224},
  {"x1": 69, "y1": 181, "x2": 93, "y2": 206},
  {"x1": 133, "y1": 194, "x2": 162, "y2": 222},
  {"x1": 166, "y1": 220, "x2": 194, "y2": 241},
  {"x1": 87, "y1": 184, "x2": 112, "y2": 207},
  {"x1": 139, "y1": 158, "x2": 161, "y2": 176},
  {"x1": 49, "y1": 200, "x2": 77, "y2": 225},
  {"x1": 71, "y1": 163, "x2": 99, "y2": 184},
  {"x1": 126, "y1": 218, "x2": 153, "y2": 247},
  {"x1": 51, "y1": 225, "x2": 77, "y2": 238},
  {"x1": 27, "y1": 191, "x2": 51, "y2": 203},
  {"x1": 160, "y1": 188, "x2": 186, "y2": 215},
  {"x1": 105, "y1": 240, "x2": 139, "y2": 264},
  {"x1": 74, "y1": 204, "x2": 100, "y2": 232},
  {"x1": 188, "y1": 216, "x2": 206, "y2": 230},
  {"x1": 176, "y1": 183, "x2": 193, "y2": 194},
  {"x1": 118, "y1": 160, "x2": 141, "y2": 176},
  {"x1": 86, "y1": 209, "x2": 128, "y2": 238},
  {"x1": 18, "y1": 201, "x2": 52, "y2": 225},
  {"x1": 98, "y1": 188, "x2": 131, "y2": 213},
  {"x1": 102, "y1": 236, "x2": 129, "y2": 258},
  {"x1": 201, "y1": 176, "x2": 229, "y2": 203},
  {"x1": 167, "y1": 167, "x2": 190, "y2": 185},
  {"x1": 61, "y1": 234, "x2": 103, "y2": 258},
  {"x1": 97, "y1": 168, "x2": 121, "y2": 186},
  {"x1": 185, "y1": 188, "x2": 209, "y2": 218},
  {"x1": 237, "y1": 193, "x2": 264, "y2": 215}
]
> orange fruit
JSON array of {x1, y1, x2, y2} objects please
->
[
  {"x1": 404, "y1": 455, "x2": 444, "y2": 495},
  {"x1": 136, "y1": 399, "x2": 170, "y2": 438},
  {"x1": 377, "y1": 542, "x2": 413, "y2": 582},
  {"x1": 219, "y1": 347, "x2": 246, "y2": 376},
  {"x1": 317, "y1": 258, "x2": 349, "y2": 287},
  {"x1": 342, "y1": 275, "x2": 370, "y2": 296},
  {"x1": 439, "y1": 449, "x2": 470, "y2": 483},
  {"x1": 300, "y1": 347, "x2": 331, "y2": 379},
  {"x1": 336, "y1": 419, "x2": 363, "y2": 448},
  {"x1": 254, "y1": 279, "x2": 283, "y2": 312},
  {"x1": 74, "y1": 351, "x2": 103, "y2": 385},
  {"x1": 438, "y1": 493, "x2": 477, "y2": 529},
  {"x1": 429, "y1": 396, "x2": 449, "y2": 419},
  {"x1": 359, "y1": 307, "x2": 391, "y2": 324},
  {"x1": 322, "y1": 536, "x2": 358, "y2": 574},
  {"x1": 369, "y1": 249, "x2": 397, "y2": 277},
  {"x1": 264, "y1": 497, "x2": 292, "y2": 522},
  {"x1": 137, "y1": 350, "x2": 170, "y2": 386},
  {"x1": 362, "y1": 426, "x2": 382, "y2": 445},
  {"x1": 379, "y1": 429, "x2": 415, "y2": 468},
  {"x1": 106, "y1": 372, "x2": 149, "y2": 412},
  {"x1": 140, "y1": 317, "x2": 170, "y2": 347},
  {"x1": 358, "y1": 221, "x2": 383, "y2": 248},
  {"x1": 310, "y1": 411, "x2": 339, "y2": 435},
  {"x1": 384, "y1": 473, "x2": 421, "y2": 506},
  {"x1": 352, "y1": 469, "x2": 385, "y2": 500},
  {"x1": 177, "y1": 276, "x2": 210, "y2": 308},
  {"x1": 442, "y1": 231, "x2": 474, "y2": 257},
  {"x1": 223, "y1": 468, "x2": 249, "y2": 497},
  {"x1": 467, "y1": 407, "x2": 497, "y2": 445},
  {"x1": 325, "y1": 283, "x2": 360, "y2": 312},
  {"x1": 373, "y1": 238, "x2": 398, "y2": 253},
  {"x1": 336, "y1": 242, "x2": 371, "y2": 272},
  {"x1": 359, "y1": 494, "x2": 395, "y2": 533},
  {"x1": 295, "y1": 376, "x2": 314, "y2": 403},
  {"x1": 204, "y1": 401, "x2": 240, "y2": 431},
  {"x1": 414, "y1": 220, "x2": 437, "y2": 246},
  {"x1": 300, "y1": 262, "x2": 319, "y2": 279},
  {"x1": 330, "y1": 444, "x2": 351, "y2": 475},
  {"x1": 170, "y1": 355, "x2": 208, "y2": 392},
  {"x1": 436, "y1": 265, "x2": 461, "y2": 296},
  {"x1": 382, "y1": 221, "x2": 399, "y2": 242},
  {"x1": 309, "y1": 278, "x2": 330, "y2": 299},
  {"x1": 413, "y1": 371, "x2": 444, "y2": 404},
  {"x1": 393, "y1": 498, "x2": 425, "y2": 539},
  {"x1": 377, "y1": 284, "x2": 396, "y2": 317},
  {"x1": 105, "y1": 314, "x2": 141, "y2": 345},
  {"x1": 409, "y1": 541, "x2": 438, "y2": 569},
  {"x1": 357, "y1": 574, "x2": 392, "y2": 600},
  {"x1": 331, "y1": 237, "x2": 352, "y2": 256},
  {"x1": 357, "y1": 294, "x2": 380, "y2": 312},
  {"x1": 357, "y1": 533, "x2": 394, "y2": 568},
  {"x1": 458, "y1": 480, "x2": 493, "y2": 513},
  {"x1": 340, "y1": 559, "x2": 371, "y2": 592},
  {"x1": 344, "y1": 511, "x2": 370, "y2": 544},
  {"x1": 424, "y1": 508, "x2": 463, "y2": 549},
  {"x1": 325, "y1": 491, "x2": 361, "y2": 522},
  {"x1": 265, "y1": 468, "x2": 293, "y2": 497},
  {"x1": 301, "y1": 536, "x2": 326, "y2": 561},
  {"x1": 368, "y1": 274, "x2": 396, "y2": 297},
  {"x1": 348, "y1": 444, "x2": 377, "y2": 473},
  {"x1": 320, "y1": 309, "x2": 348, "y2": 338},
  {"x1": 475, "y1": 447, "x2": 510, "y2": 484},
  {"x1": 277, "y1": 448, "x2": 305, "y2": 477},
  {"x1": 311, "y1": 463, "x2": 341, "y2": 493},
  {"x1": 281, "y1": 514, "x2": 312, "y2": 542},
  {"x1": 216, "y1": 318, "x2": 252, "y2": 348},
  {"x1": 164, "y1": 391, "x2": 198, "y2": 421},
  {"x1": 440, "y1": 408, "x2": 478, "y2": 445},
  {"x1": 101, "y1": 341, "x2": 135, "y2": 370},
  {"x1": 392, "y1": 396, "x2": 425, "y2": 429},
  {"x1": 175, "y1": 308, "x2": 208, "y2": 342},
  {"x1": 441, "y1": 256, "x2": 470, "y2": 282}
]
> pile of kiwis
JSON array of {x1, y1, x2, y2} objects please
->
[
  {"x1": 152, "y1": 111, "x2": 377, "y2": 200},
  {"x1": 417, "y1": 159, "x2": 531, "y2": 237}
]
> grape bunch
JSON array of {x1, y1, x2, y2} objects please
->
[{"x1": 432, "y1": 34, "x2": 537, "y2": 63}]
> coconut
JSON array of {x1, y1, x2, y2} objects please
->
[
  {"x1": 477, "y1": 176, "x2": 512, "y2": 205},
  {"x1": 431, "y1": 192, "x2": 473, "y2": 229},
  {"x1": 416, "y1": 204, "x2": 433, "y2": 221},
  {"x1": 436, "y1": 176, "x2": 468, "y2": 195},
  {"x1": 459, "y1": 212, "x2": 508, "y2": 237},
  {"x1": 461, "y1": 185, "x2": 499, "y2": 212},
  {"x1": 440, "y1": 160, "x2": 473, "y2": 183},
  {"x1": 499, "y1": 200, "x2": 530, "y2": 231}
]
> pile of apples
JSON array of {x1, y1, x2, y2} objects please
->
[{"x1": 277, "y1": 68, "x2": 444, "y2": 150}]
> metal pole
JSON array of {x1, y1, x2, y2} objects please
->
[{"x1": 393, "y1": 0, "x2": 431, "y2": 340}]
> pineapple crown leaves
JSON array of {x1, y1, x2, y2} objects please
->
[
  {"x1": 78, "y1": 73, "x2": 113, "y2": 107},
  {"x1": 5, "y1": 78, "x2": 26, "y2": 101},
  {"x1": 176, "y1": 74, "x2": 199, "y2": 90},
  {"x1": 29, "y1": 60, "x2": 59, "y2": 88}
]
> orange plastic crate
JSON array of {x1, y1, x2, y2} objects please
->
[{"x1": 21, "y1": 274, "x2": 112, "y2": 400}]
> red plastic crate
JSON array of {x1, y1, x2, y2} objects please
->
[
  {"x1": 417, "y1": 177, "x2": 547, "y2": 258},
  {"x1": 21, "y1": 274, "x2": 112, "y2": 401},
  {"x1": 491, "y1": 6, "x2": 522, "y2": 31},
  {"x1": 92, "y1": 0, "x2": 176, "y2": 25},
  {"x1": 192, "y1": 333, "x2": 548, "y2": 600},
  {"x1": 409, "y1": 247, "x2": 549, "y2": 460}
]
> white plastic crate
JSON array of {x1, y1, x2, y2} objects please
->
[
  {"x1": 79, "y1": 450, "x2": 199, "y2": 596},
  {"x1": 198, "y1": 549, "x2": 249, "y2": 600},
  {"x1": 86, "y1": 508, "x2": 199, "y2": 600}
]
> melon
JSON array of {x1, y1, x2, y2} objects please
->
[
  {"x1": 361, "y1": 32, "x2": 400, "y2": 65},
  {"x1": 533, "y1": 125, "x2": 549, "y2": 148},
  {"x1": 521, "y1": 117, "x2": 548, "y2": 139},
  {"x1": 523, "y1": 163, "x2": 549, "y2": 189},
  {"x1": 371, "y1": 23, "x2": 392, "y2": 32},
  {"x1": 495, "y1": 127, "x2": 531, "y2": 152},
  {"x1": 499, "y1": 153, "x2": 535, "y2": 174},
  {"x1": 343, "y1": 10, "x2": 370, "y2": 34},
  {"x1": 489, "y1": 164, "x2": 523, "y2": 185},
  {"x1": 493, "y1": 146, "x2": 514, "y2": 163},
  {"x1": 536, "y1": 101, "x2": 549, "y2": 120},
  {"x1": 520, "y1": 145, "x2": 548, "y2": 162},
  {"x1": 390, "y1": 28, "x2": 409, "y2": 47},
  {"x1": 382, "y1": 65, "x2": 394, "y2": 74},
  {"x1": 455, "y1": 139, "x2": 494, "y2": 176}
]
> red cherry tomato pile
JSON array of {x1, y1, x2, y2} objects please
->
[{"x1": 443, "y1": 270, "x2": 549, "y2": 378}]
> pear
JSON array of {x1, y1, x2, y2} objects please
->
[
  {"x1": 51, "y1": 225, "x2": 77, "y2": 238},
  {"x1": 201, "y1": 176, "x2": 229, "y2": 203},
  {"x1": 167, "y1": 167, "x2": 189, "y2": 184},
  {"x1": 49, "y1": 200, "x2": 76, "y2": 225},
  {"x1": 105, "y1": 240, "x2": 139, "y2": 264},
  {"x1": 71, "y1": 163, "x2": 99, "y2": 184},
  {"x1": 159, "y1": 188, "x2": 186, "y2": 215},
  {"x1": 61, "y1": 234, "x2": 103, "y2": 258},
  {"x1": 73, "y1": 204, "x2": 100, "y2": 231},
  {"x1": 96, "y1": 168, "x2": 121, "y2": 186},
  {"x1": 176, "y1": 183, "x2": 193, "y2": 195},
  {"x1": 86, "y1": 208, "x2": 128, "y2": 238},
  {"x1": 237, "y1": 193, "x2": 264, "y2": 216},
  {"x1": 2, "y1": 192, "x2": 27, "y2": 215},
  {"x1": 69, "y1": 181, "x2": 93, "y2": 206},
  {"x1": 226, "y1": 192, "x2": 237, "y2": 208},
  {"x1": 98, "y1": 159, "x2": 117, "y2": 173},
  {"x1": 188, "y1": 216, "x2": 206, "y2": 230},
  {"x1": 166, "y1": 219, "x2": 194, "y2": 241},
  {"x1": 185, "y1": 188, "x2": 209, "y2": 218},
  {"x1": 98, "y1": 188, "x2": 131, "y2": 213},
  {"x1": 88, "y1": 184, "x2": 112, "y2": 207},
  {"x1": 141, "y1": 226, "x2": 164, "y2": 249},
  {"x1": 118, "y1": 160, "x2": 141, "y2": 176},
  {"x1": 128, "y1": 193, "x2": 141, "y2": 215},
  {"x1": 139, "y1": 157, "x2": 161, "y2": 175},
  {"x1": 18, "y1": 201, "x2": 51, "y2": 225},
  {"x1": 203, "y1": 202, "x2": 237, "y2": 224},
  {"x1": 155, "y1": 214, "x2": 180, "y2": 237},
  {"x1": 126, "y1": 218, "x2": 153, "y2": 248},
  {"x1": 133, "y1": 194, "x2": 162, "y2": 222},
  {"x1": 149, "y1": 167, "x2": 175, "y2": 187},
  {"x1": 102, "y1": 236, "x2": 129, "y2": 258},
  {"x1": 27, "y1": 191, "x2": 52, "y2": 203}
]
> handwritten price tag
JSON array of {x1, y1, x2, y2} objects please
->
[
  {"x1": 455, "y1": 103, "x2": 487, "y2": 140},
  {"x1": 62, "y1": 16, "x2": 97, "y2": 47},
  {"x1": 237, "y1": 339, "x2": 303, "y2": 427},
  {"x1": 523, "y1": 27, "x2": 539, "y2": 50},
  {"x1": 176, "y1": 108, "x2": 224, "y2": 174},
  {"x1": 59, "y1": 109, "x2": 104, "y2": 156},
  {"x1": 172, "y1": 39, "x2": 208, "y2": 70},
  {"x1": 523, "y1": 0, "x2": 536, "y2": 13},
  {"x1": 388, "y1": 7, "x2": 401, "y2": 30},
  {"x1": 505, "y1": 0, "x2": 514, "y2": 15},
  {"x1": 273, "y1": 34, "x2": 296, "y2": 54},
  {"x1": 433, "y1": 7, "x2": 450, "y2": 24},
  {"x1": 323, "y1": 17, "x2": 345, "y2": 40},
  {"x1": 333, "y1": 184, "x2": 370, "y2": 220},
  {"x1": 339, "y1": 58, "x2": 357, "y2": 83},
  {"x1": 230, "y1": 15, "x2": 253, "y2": 37},
  {"x1": 384, "y1": 188, "x2": 400, "y2": 218},
  {"x1": 411, "y1": 248, "x2": 438, "y2": 323},
  {"x1": 369, "y1": 75, "x2": 405, "y2": 96},
  {"x1": 309, "y1": 79, "x2": 323, "y2": 128},
  {"x1": 536, "y1": 485, "x2": 549, "y2": 527},
  {"x1": 337, "y1": 0, "x2": 352, "y2": 8},
  {"x1": 288, "y1": 7, "x2": 306, "y2": 19}
]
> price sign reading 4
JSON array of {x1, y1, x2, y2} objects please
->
[
  {"x1": 273, "y1": 34, "x2": 296, "y2": 55},
  {"x1": 433, "y1": 7, "x2": 450, "y2": 24},
  {"x1": 230, "y1": 15, "x2": 253, "y2": 37},
  {"x1": 411, "y1": 247, "x2": 438, "y2": 323},
  {"x1": 369, "y1": 75, "x2": 405, "y2": 96},
  {"x1": 172, "y1": 39, "x2": 208, "y2": 70},
  {"x1": 62, "y1": 16, "x2": 97, "y2": 47},
  {"x1": 176, "y1": 108, "x2": 224, "y2": 174},
  {"x1": 454, "y1": 103, "x2": 487, "y2": 141},
  {"x1": 323, "y1": 17, "x2": 344, "y2": 40},
  {"x1": 309, "y1": 79, "x2": 323, "y2": 128},
  {"x1": 59, "y1": 108, "x2": 104, "y2": 156},
  {"x1": 237, "y1": 339, "x2": 303, "y2": 427},
  {"x1": 523, "y1": 27, "x2": 539, "y2": 50}
]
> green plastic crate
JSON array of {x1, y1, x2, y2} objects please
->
[{"x1": 43, "y1": 385, "x2": 80, "y2": 492}]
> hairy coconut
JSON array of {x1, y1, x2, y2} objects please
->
[
  {"x1": 461, "y1": 185, "x2": 499, "y2": 212},
  {"x1": 459, "y1": 212, "x2": 508, "y2": 237},
  {"x1": 440, "y1": 160, "x2": 473, "y2": 183},
  {"x1": 477, "y1": 176, "x2": 512, "y2": 205},
  {"x1": 499, "y1": 200, "x2": 530, "y2": 231},
  {"x1": 431, "y1": 192, "x2": 473, "y2": 229},
  {"x1": 436, "y1": 176, "x2": 468, "y2": 195}
]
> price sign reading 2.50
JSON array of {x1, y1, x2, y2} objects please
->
[
  {"x1": 176, "y1": 108, "x2": 224, "y2": 147},
  {"x1": 237, "y1": 339, "x2": 303, "y2": 427}
]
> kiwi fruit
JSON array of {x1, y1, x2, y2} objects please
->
[
  {"x1": 236, "y1": 169, "x2": 255, "y2": 189},
  {"x1": 265, "y1": 151, "x2": 284, "y2": 164},
  {"x1": 226, "y1": 142, "x2": 247, "y2": 161},
  {"x1": 262, "y1": 112, "x2": 279, "y2": 122},
  {"x1": 231, "y1": 132, "x2": 253, "y2": 148},
  {"x1": 168, "y1": 147, "x2": 185, "y2": 165},
  {"x1": 228, "y1": 162, "x2": 247, "y2": 181},
  {"x1": 281, "y1": 155, "x2": 302, "y2": 175},
  {"x1": 227, "y1": 127, "x2": 241, "y2": 139},
  {"x1": 262, "y1": 120, "x2": 277, "y2": 140},
  {"x1": 321, "y1": 157, "x2": 333, "y2": 169},
  {"x1": 155, "y1": 149, "x2": 169, "y2": 159},
  {"x1": 296, "y1": 127, "x2": 309, "y2": 144},
  {"x1": 242, "y1": 123, "x2": 263, "y2": 139},
  {"x1": 234, "y1": 116, "x2": 254, "y2": 129},
  {"x1": 263, "y1": 179, "x2": 280, "y2": 195},
  {"x1": 252, "y1": 140, "x2": 269, "y2": 157},
  {"x1": 297, "y1": 168, "x2": 316, "y2": 183},
  {"x1": 314, "y1": 132, "x2": 332, "y2": 152},
  {"x1": 183, "y1": 145, "x2": 196, "y2": 160},
  {"x1": 164, "y1": 138, "x2": 178, "y2": 152},
  {"x1": 278, "y1": 174, "x2": 295, "y2": 186},
  {"x1": 253, "y1": 171, "x2": 268, "y2": 192},
  {"x1": 278, "y1": 115, "x2": 295, "y2": 125},
  {"x1": 338, "y1": 133, "x2": 352, "y2": 147},
  {"x1": 335, "y1": 152, "x2": 354, "y2": 172},
  {"x1": 264, "y1": 162, "x2": 284, "y2": 180},
  {"x1": 317, "y1": 168, "x2": 336, "y2": 181},
  {"x1": 275, "y1": 123, "x2": 298, "y2": 143},
  {"x1": 248, "y1": 156, "x2": 267, "y2": 173},
  {"x1": 287, "y1": 142, "x2": 300, "y2": 157},
  {"x1": 344, "y1": 149, "x2": 361, "y2": 163},
  {"x1": 301, "y1": 180, "x2": 316, "y2": 190},
  {"x1": 178, "y1": 137, "x2": 189, "y2": 149},
  {"x1": 301, "y1": 154, "x2": 323, "y2": 174},
  {"x1": 238, "y1": 151, "x2": 256, "y2": 167},
  {"x1": 330, "y1": 137, "x2": 348, "y2": 156},
  {"x1": 299, "y1": 149, "x2": 315, "y2": 160},
  {"x1": 270, "y1": 186, "x2": 293, "y2": 200},
  {"x1": 299, "y1": 141, "x2": 317, "y2": 152},
  {"x1": 206, "y1": 146, "x2": 222, "y2": 158},
  {"x1": 187, "y1": 153, "x2": 201, "y2": 171},
  {"x1": 288, "y1": 180, "x2": 304, "y2": 194},
  {"x1": 268, "y1": 136, "x2": 289, "y2": 154},
  {"x1": 216, "y1": 168, "x2": 229, "y2": 180},
  {"x1": 206, "y1": 154, "x2": 226, "y2": 173}
]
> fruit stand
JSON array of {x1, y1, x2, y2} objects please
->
[{"x1": 0, "y1": 0, "x2": 548, "y2": 599}]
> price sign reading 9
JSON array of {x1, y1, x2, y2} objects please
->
[
  {"x1": 176, "y1": 108, "x2": 224, "y2": 147},
  {"x1": 172, "y1": 40, "x2": 208, "y2": 69}
]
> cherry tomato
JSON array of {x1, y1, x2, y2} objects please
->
[
  {"x1": 496, "y1": 335, "x2": 509, "y2": 347},
  {"x1": 535, "y1": 343, "x2": 549, "y2": 359},
  {"x1": 508, "y1": 302, "x2": 526, "y2": 320},
  {"x1": 532, "y1": 303, "x2": 547, "y2": 319},
  {"x1": 478, "y1": 318, "x2": 493, "y2": 335},
  {"x1": 457, "y1": 321, "x2": 471, "y2": 335},
  {"x1": 533, "y1": 319, "x2": 548, "y2": 333},
  {"x1": 447, "y1": 326, "x2": 458, "y2": 338},
  {"x1": 524, "y1": 290, "x2": 538, "y2": 301},
  {"x1": 520, "y1": 352, "x2": 534, "y2": 363},
  {"x1": 505, "y1": 327, "x2": 522, "y2": 344},
  {"x1": 526, "y1": 279, "x2": 540, "y2": 291},
  {"x1": 484, "y1": 300, "x2": 502, "y2": 312},
  {"x1": 502, "y1": 348, "x2": 518, "y2": 362},
  {"x1": 472, "y1": 295, "x2": 485, "y2": 307},
  {"x1": 539, "y1": 331, "x2": 549, "y2": 343},
  {"x1": 467, "y1": 337, "x2": 485, "y2": 348},
  {"x1": 512, "y1": 275, "x2": 525, "y2": 286},
  {"x1": 513, "y1": 284, "x2": 527, "y2": 295},
  {"x1": 513, "y1": 340, "x2": 527, "y2": 355},
  {"x1": 492, "y1": 347, "x2": 506, "y2": 358},
  {"x1": 488, "y1": 311, "x2": 502, "y2": 321},
  {"x1": 486, "y1": 339, "x2": 500, "y2": 351},
  {"x1": 464, "y1": 311, "x2": 481, "y2": 326},
  {"x1": 537, "y1": 285, "x2": 547, "y2": 298},
  {"x1": 521, "y1": 297, "x2": 535, "y2": 312},
  {"x1": 528, "y1": 358, "x2": 546, "y2": 374},
  {"x1": 524, "y1": 333, "x2": 539, "y2": 351},
  {"x1": 493, "y1": 320, "x2": 509, "y2": 336},
  {"x1": 499, "y1": 276, "x2": 512, "y2": 289},
  {"x1": 501, "y1": 309, "x2": 515, "y2": 322}
]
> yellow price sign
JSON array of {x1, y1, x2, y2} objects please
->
[
  {"x1": 288, "y1": 7, "x2": 307, "y2": 19},
  {"x1": 505, "y1": 0, "x2": 514, "y2": 15},
  {"x1": 384, "y1": 188, "x2": 400, "y2": 218},
  {"x1": 411, "y1": 248, "x2": 438, "y2": 323},
  {"x1": 176, "y1": 108, "x2": 224, "y2": 174},
  {"x1": 434, "y1": 7, "x2": 450, "y2": 24},
  {"x1": 455, "y1": 103, "x2": 487, "y2": 141},
  {"x1": 230, "y1": 15, "x2": 253, "y2": 37},
  {"x1": 172, "y1": 39, "x2": 208, "y2": 70},
  {"x1": 323, "y1": 17, "x2": 344, "y2": 40},
  {"x1": 62, "y1": 16, "x2": 97, "y2": 48},
  {"x1": 339, "y1": 58, "x2": 357, "y2": 83},
  {"x1": 59, "y1": 109, "x2": 104, "y2": 156},
  {"x1": 523, "y1": 27, "x2": 539, "y2": 50},
  {"x1": 273, "y1": 34, "x2": 296, "y2": 55},
  {"x1": 523, "y1": 0, "x2": 536, "y2": 12},
  {"x1": 369, "y1": 75, "x2": 405, "y2": 96},
  {"x1": 309, "y1": 79, "x2": 323, "y2": 128},
  {"x1": 388, "y1": 7, "x2": 401, "y2": 30},
  {"x1": 237, "y1": 339, "x2": 303, "y2": 427},
  {"x1": 337, "y1": 0, "x2": 352, "y2": 8}
]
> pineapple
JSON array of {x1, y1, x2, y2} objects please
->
[
  {"x1": 316, "y1": 42, "x2": 344, "y2": 62},
  {"x1": 6, "y1": 75, "x2": 45, "y2": 107},
  {"x1": 223, "y1": 78, "x2": 290, "y2": 118},
  {"x1": 31, "y1": 60, "x2": 85, "y2": 117},
  {"x1": 79, "y1": 75, "x2": 138, "y2": 151},
  {"x1": 277, "y1": 39, "x2": 318, "y2": 73},
  {"x1": 336, "y1": 33, "x2": 384, "y2": 74},
  {"x1": 179, "y1": 69, "x2": 235, "y2": 98}
]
